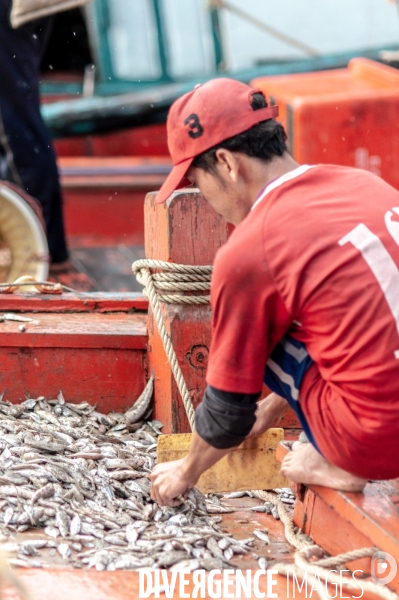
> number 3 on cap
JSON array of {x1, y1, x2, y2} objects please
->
[
  {"x1": 184, "y1": 114, "x2": 204, "y2": 139},
  {"x1": 339, "y1": 217, "x2": 399, "y2": 359}
]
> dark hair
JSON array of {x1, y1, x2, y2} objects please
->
[{"x1": 192, "y1": 92, "x2": 287, "y2": 173}]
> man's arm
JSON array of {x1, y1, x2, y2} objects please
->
[
  {"x1": 150, "y1": 388, "x2": 290, "y2": 506},
  {"x1": 150, "y1": 385, "x2": 260, "y2": 506}
]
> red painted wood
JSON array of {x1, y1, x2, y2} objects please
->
[
  {"x1": 145, "y1": 190, "x2": 229, "y2": 433},
  {"x1": 0, "y1": 312, "x2": 148, "y2": 412},
  {"x1": 0, "y1": 346, "x2": 146, "y2": 413},
  {"x1": 63, "y1": 187, "x2": 145, "y2": 242},
  {"x1": 0, "y1": 292, "x2": 148, "y2": 313},
  {"x1": 0, "y1": 312, "x2": 147, "y2": 348},
  {"x1": 0, "y1": 568, "x2": 305, "y2": 600},
  {"x1": 91, "y1": 123, "x2": 169, "y2": 157},
  {"x1": 58, "y1": 157, "x2": 171, "y2": 242},
  {"x1": 54, "y1": 123, "x2": 169, "y2": 158},
  {"x1": 294, "y1": 488, "x2": 376, "y2": 578},
  {"x1": 279, "y1": 409, "x2": 300, "y2": 428}
]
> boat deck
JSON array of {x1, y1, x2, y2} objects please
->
[
  {"x1": 1, "y1": 489, "x2": 383, "y2": 600},
  {"x1": 68, "y1": 243, "x2": 145, "y2": 293}
]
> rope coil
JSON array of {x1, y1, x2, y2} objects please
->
[
  {"x1": 133, "y1": 259, "x2": 212, "y2": 305},
  {"x1": 252, "y1": 492, "x2": 398, "y2": 600}
]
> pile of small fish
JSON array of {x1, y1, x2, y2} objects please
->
[{"x1": 0, "y1": 387, "x2": 262, "y2": 571}]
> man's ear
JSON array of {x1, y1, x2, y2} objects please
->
[{"x1": 214, "y1": 148, "x2": 239, "y2": 183}]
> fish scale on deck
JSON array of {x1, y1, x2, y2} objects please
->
[{"x1": 0, "y1": 389, "x2": 296, "y2": 571}]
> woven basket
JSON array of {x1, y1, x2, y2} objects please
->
[{"x1": 10, "y1": 0, "x2": 93, "y2": 28}]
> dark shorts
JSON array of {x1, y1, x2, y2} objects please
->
[{"x1": 264, "y1": 334, "x2": 321, "y2": 453}]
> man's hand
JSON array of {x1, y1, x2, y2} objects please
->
[
  {"x1": 150, "y1": 432, "x2": 234, "y2": 507},
  {"x1": 247, "y1": 392, "x2": 289, "y2": 438},
  {"x1": 150, "y1": 458, "x2": 196, "y2": 507}
]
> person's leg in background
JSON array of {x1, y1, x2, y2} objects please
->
[{"x1": 0, "y1": 0, "x2": 69, "y2": 266}]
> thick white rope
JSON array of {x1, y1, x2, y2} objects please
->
[
  {"x1": 253, "y1": 490, "x2": 398, "y2": 600},
  {"x1": 133, "y1": 259, "x2": 212, "y2": 305},
  {"x1": 132, "y1": 260, "x2": 213, "y2": 430}
]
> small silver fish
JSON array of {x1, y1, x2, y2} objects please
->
[
  {"x1": 253, "y1": 530, "x2": 270, "y2": 544},
  {"x1": 124, "y1": 375, "x2": 154, "y2": 425}
]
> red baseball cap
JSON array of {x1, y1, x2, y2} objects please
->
[{"x1": 156, "y1": 78, "x2": 279, "y2": 203}]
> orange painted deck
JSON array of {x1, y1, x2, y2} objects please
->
[
  {"x1": 294, "y1": 480, "x2": 399, "y2": 592},
  {"x1": 4, "y1": 570, "x2": 379, "y2": 600},
  {"x1": 1, "y1": 494, "x2": 383, "y2": 600}
]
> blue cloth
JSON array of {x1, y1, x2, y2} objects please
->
[{"x1": 264, "y1": 334, "x2": 321, "y2": 452}]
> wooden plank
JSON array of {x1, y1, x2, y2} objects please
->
[
  {"x1": 145, "y1": 190, "x2": 229, "y2": 433},
  {"x1": 0, "y1": 570, "x2": 295, "y2": 600},
  {"x1": 295, "y1": 487, "x2": 379, "y2": 577},
  {"x1": 157, "y1": 428, "x2": 288, "y2": 493},
  {"x1": 0, "y1": 346, "x2": 147, "y2": 413},
  {"x1": 0, "y1": 292, "x2": 148, "y2": 313},
  {"x1": 311, "y1": 482, "x2": 399, "y2": 577},
  {"x1": 70, "y1": 246, "x2": 144, "y2": 293},
  {"x1": 2, "y1": 491, "x2": 381, "y2": 600},
  {"x1": 0, "y1": 313, "x2": 147, "y2": 349}
]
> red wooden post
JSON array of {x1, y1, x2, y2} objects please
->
[{"x1": 144, "y1": 190, "x2": 229, "y2": 434}]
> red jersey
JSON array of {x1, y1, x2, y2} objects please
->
[{"x1": 207, "y1": 164, "x2": 399, "y2": 479}]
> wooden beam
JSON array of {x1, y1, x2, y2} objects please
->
[
  {"x1": 144, "y1": 190, "x2": 229, "y2": 433},
  {"x1": 0, "y1": 292, "x2": 147, "y2": 313}
]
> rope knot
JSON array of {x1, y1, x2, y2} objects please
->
[{"x1": 132, "y1": 259, "x2": 213, "y2": 305}]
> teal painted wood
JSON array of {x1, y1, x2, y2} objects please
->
[
  {"x1": 153, "y1": 0, "x2": 172, "y2": 83},
  {"x1": 41, "y1": 45, "x2": 399, "y2": 138},
  {"x1": 210, "y1": 6, "x2": 225, "y2": 71}
]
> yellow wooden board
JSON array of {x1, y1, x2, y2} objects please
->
[{"x1": 157, "y1": 428, "x2": 288, "y2": 493}]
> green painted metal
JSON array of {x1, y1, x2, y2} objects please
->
[
  {"x1": 210, "y1": 6, "x2": 225, "y2": 71},
  {"x1": 90, "y1": 0, "x2": 114, "y2": 84},
  {"x1": 153, "y1": 0, "x2": 172, "y2": 83}
]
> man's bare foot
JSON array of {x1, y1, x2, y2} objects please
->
[
  {"x1": 280, "y1": 442, "x2": 367, "y2": 492},
  {"x1": 247, "y1": 393, "x2": 289, "y2": 438}
]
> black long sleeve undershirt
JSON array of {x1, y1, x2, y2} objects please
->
[{"x1": 195, "y1": 385, "x2": 261, "y2": 449}]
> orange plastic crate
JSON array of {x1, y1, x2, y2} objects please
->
[{"x1": 252, "y1": 58, "x2": 399, "y2": 190}]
